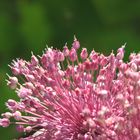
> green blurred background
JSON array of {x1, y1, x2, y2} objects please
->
[{"x1": 0, "y1": 0, "x2": 140, "y2": 139}]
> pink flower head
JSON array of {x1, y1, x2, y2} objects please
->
[{"x1": 1, "y1": 38, "x2": 140, "y2": 140}]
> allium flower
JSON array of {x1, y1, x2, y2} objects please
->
[{"x1": 1, "y1": 38, "x2": 140, "y2": 140}]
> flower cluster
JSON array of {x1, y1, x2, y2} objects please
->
[{"x1": 1, "y1": 38, "x2": 140, "y2": 140}]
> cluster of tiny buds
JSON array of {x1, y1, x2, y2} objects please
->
[{"x1": 0, "y1": 37, "x2": 140, "y2": 140}]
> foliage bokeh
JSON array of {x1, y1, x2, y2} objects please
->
[{"x1": 0, "y1": 0, "x2": 140, "y2": 139}]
